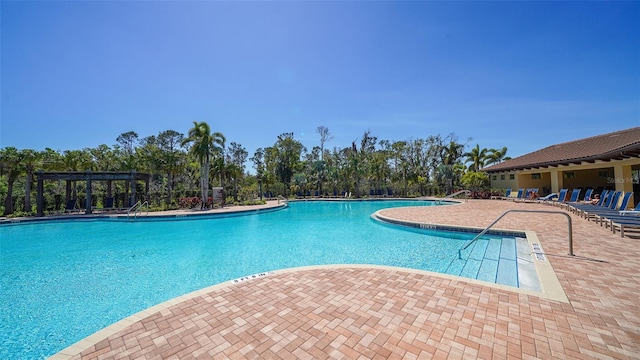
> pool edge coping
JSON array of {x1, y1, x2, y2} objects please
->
[{"x1": 0, "y1": 203, "x2": 288, "y2": 226}]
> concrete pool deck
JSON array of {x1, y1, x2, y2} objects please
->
[{"x1": 50, "y1": 199, "x2": 640, "y2": 359}]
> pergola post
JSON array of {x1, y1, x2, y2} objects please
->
[
  {"x1": 36, "y1": 171, "x2": 44, "y2": 217},
  {"x1": 85, "y1": 171, "x2": 93, "y2": 214},
  {"x1": 130, "y1": 172, "x2": 137, "y2": 207}
]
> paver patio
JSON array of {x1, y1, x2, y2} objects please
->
[{"x1": 52, "y1": 199, "x2": 640, "y2": 359}]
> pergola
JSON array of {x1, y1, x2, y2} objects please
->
[{"x1": 35, "y1": 171, "x2": 150, "y2": 216}]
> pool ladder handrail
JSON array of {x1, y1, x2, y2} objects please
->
[
  {"x1": 127, "y1": 200, "x2": 149, "y2": 219},
  {"x1": 277, "y1": 195, "x2": 288, "y2": 204},
  {"x1": 457, "y1": 209, "x2": 573, "y2": 259},
  {"x1": 436, "y1": 190, "x2": 471, "y2": 204}
]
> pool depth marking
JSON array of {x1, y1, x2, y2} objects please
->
[
  {"x1": 231, "y1": 271, "x2": 276, "y2": 284},
  {"x1": 531, "y1": 243, "x2": 547, "y2": 261}
]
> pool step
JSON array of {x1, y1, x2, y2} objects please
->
[{"x1": 448, "y1": 237, "x2": 519, "y2": 287}]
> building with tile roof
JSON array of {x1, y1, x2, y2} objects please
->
[{"x1": 482, "y1": 127, "x2": 640, "y2": 207}]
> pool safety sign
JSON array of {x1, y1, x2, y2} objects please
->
[{"x1": 531, "y1": 243, "x2": 546, "y2": 261}]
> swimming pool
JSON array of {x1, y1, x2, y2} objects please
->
[{"x1": 1, "y1": 200, "x2": 525, "y2": 359}]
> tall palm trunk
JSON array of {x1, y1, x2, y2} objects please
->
[{"x1": 201, "y1": 155, "x2": 210, "y2": 208}]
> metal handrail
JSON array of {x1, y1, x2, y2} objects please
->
[
  {"x1": 457, "y1": 209, "x2": 573, "y2": 258},
  {"x1": 277, "y1": 195, "x2": 287, "y2": 204},
  {"x1": 436, "y1": 190, "x2": 471, "y2": 204},
  {"x1": 127, "y1": 200, "x2": 149, "y2": 219},
  {"x1": 127, "y1": 200, "x2": 141, "y2": 214}
]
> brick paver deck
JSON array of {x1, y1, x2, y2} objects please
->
[{"x1": 52, "y1": 199, "x2": 640, "y2": 359}]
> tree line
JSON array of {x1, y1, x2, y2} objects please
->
[{"x1": 0, "y1": 121, "x2": 509, "y2": 216}]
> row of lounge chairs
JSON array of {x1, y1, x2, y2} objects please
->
[
  {"x1": 499, "y1": 187, "x2": 640, "y2": 237},
  {"x1": 294, "y1": 189, "x2": 394, "y2": 198},
  {"x1": 295, "y1": 190, "x2": 351, "y2": 198},
  {"x1": 500, "y1": 188, "x2": 540, "y2": 202},
  {"x1": 62, "y1": 197, "x2": 127, "y2": 214},
  {"x1": 539, "y1": 188, "x2": 640, "y2": 238}
]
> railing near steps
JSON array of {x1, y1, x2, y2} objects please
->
[
  {"x1": 436, "y1": 190, "x2": 471, "y2": 204},
  {"x1": 457, "y1": 209, "x2": 573, "y2": 259},
  {"x1": 127, "y1": 200, "x2": 149, "y2": 219}
]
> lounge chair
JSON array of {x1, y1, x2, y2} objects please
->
[
  {"x1": 502, "y1": 188, "x2": 512, "y2": 199},
  {"x1": 542, "y1": 189, "x2": 568, "y2": 206},
  {"x1": 603, "y1": 191, "x2": 620, "y2": 209},
  {"x1": 517, "y1": 188, "x2": 541, "y2": 203},
  {"x1": 536, "y1": 193, "x2": 558, "y2": 203},
  {"x1": 592, "y1": 192, "x2": 633, "y2": 225},
  {"x1": 517, "y1": 188, "x2": 535, "y2": 201},
  {"x1": 559, "y1": 189, "x2": 581, "y2": 210},
  {"x1": 591, "y1": 194, "x2": 636, "y2": 224},
  {"x1": 578, "y1": 190, "x2": 623, "y2": 220},
  {"x1": 492, "y1": 188, "x2": 510, "y2": 200},
  {"x1": 609, "y1": 217, "x2": 640, "y2": 238},
  {"x1": 94, "y1": 197, "x2": 115, "y2": 213},
  {"x1": 572, "y1": 190, "x2": 610, "y2": 219},
  {"x1": 509, "y1": 189, "x2": 524, "y2": 201},
  {"x1": 548, "y1": 189, "x2": 568, "y2": 207},
  {"x1": 582, "y1": 189, "x2": 594, "y2": 202},
  {"x1": 619, "y1": 201, "x2": 640, "y2": 216},
  {"x1": 64, "y1": 199, "x2": 80, "y2": 213}
]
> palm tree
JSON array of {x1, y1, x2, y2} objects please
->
[
  {"x1": 435, "y1": 163, "x2": 465, "y2": 195},
  {"x1": 464, "y1": 144, "x2": 488, "y2": 172},
  {"x1": 485, "y1": 147, "x2": 509, "y2": 165},
  {"x1": 181, "y1": 121, "x2": 225, "y2": 208}
]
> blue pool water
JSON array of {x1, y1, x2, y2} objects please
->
[{"x1": 0, "y1": 200, "x2": 518, "y2": 359}]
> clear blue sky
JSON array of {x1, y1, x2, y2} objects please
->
[{"x1": 1, "y1": 1, "x2": 638, "y2": 164}]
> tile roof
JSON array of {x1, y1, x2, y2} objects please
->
[{"x1": 483, "y1": 127, "x2": 640, "y2": 172}]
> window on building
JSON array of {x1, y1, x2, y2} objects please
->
[
  {"x1": 532, "y1": 173, "x2": 541, "y2": 179},
  {"x1": 599, "y1": 170, "x2": 609, "y2": 178},
  {"x1": 509, "y1": 174, "x2": 514, "y2": 180},
  {"x1": 564, "y1": 172, "x2": 575, "y2": 179},
  {"x1": 500, "y1": 175, "x2": 505, "y2": 180}
]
